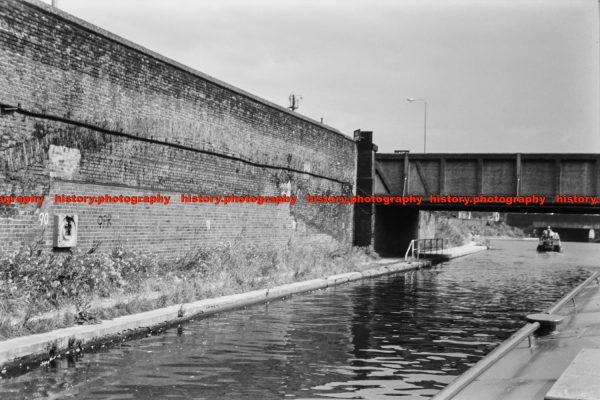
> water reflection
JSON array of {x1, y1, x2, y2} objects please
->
[{"x1": 0, "y1": 240, "x2": 596, "y2": 399}]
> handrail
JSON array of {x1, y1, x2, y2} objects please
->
[
  {"x1": 405, "y1": 238, "x2": 448, "y2": 261},
  {"x1": 404, "y1": 240, "x2": 416, "y2": 261},
  {"x1": 547, "y1": 271, "x2": 600, "y2": 314},
  {"x1": 431, "y1": 270, "x2": 600, "y2": 400},
  {"x1": 431, "y1": 322, "x2": 540, "y2": 400}
]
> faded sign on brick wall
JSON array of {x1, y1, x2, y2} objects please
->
[{"x1": 48, "y1": 145, "x2": 81, "y2": 179}]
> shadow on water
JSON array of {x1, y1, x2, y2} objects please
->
[{"x1": 0, "y1": 240, "x2": 597, "y2": 399}]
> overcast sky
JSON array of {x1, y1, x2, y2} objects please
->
[{"x1": 47, "y1": 0, "x2": 599, "y2": 153}]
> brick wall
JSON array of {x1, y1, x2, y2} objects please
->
[{"x1": 0, "y1": 0, "x2": 356, "y2": 257}]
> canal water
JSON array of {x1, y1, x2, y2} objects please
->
[{"x1": 0, "y1": 240, "x2": 598, "y2": 400}]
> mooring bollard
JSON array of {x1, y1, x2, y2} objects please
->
[{"x1": 526, "y1": 313, "x2": 565, "y2": 335}]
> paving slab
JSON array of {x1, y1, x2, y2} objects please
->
[{"x1": 545, "y1": 349, "x2": 600, "y2": 400}]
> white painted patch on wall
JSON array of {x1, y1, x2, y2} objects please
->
[{"x1": 48, "y1": 145, "x2": 81, "y2": 179}]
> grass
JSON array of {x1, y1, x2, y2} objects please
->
[
  {"x1": 0, "y1": 236, "x2": 379, "y2": 340},
  {"x1": 434, "y1": 215, "x2": 526, "y2": 247},
  {"x1": 434, "y1": 218, "x2": 469, "y2": 247}
]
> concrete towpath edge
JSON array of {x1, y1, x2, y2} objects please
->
[{"x1": 0, "y1": 259, "x2": 431, "y2": 370}]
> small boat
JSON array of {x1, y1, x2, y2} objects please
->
[{"x1": 536, "y1": 235, "x2": 562, "y2": 252}]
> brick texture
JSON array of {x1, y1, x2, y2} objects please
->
[{"x1": 0, "y1": 0, "x2": 356, "y2": 257}]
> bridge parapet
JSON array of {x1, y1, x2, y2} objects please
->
[{"x1": 375, "y1": 153, "x2": 600, "y2": 213}]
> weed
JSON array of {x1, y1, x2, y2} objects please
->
[{"x1": 0, "y1": 236, "x2": 377, "y2": 339}]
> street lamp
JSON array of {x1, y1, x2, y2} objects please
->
[{"x1": 407, "y1": 97, "x2": 427, "y2": 153}]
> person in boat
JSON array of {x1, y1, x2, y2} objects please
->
[{"x1": 542, "y1": 226, "x2": 553, "y2": 239}]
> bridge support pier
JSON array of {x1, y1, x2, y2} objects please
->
[
  {"x1": 353, "y1": 130, "x2": 435, "y2": 256},
  {"x1": 353, "y1": 130, "x2": 377, "y2": 247}
]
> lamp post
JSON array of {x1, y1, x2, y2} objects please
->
[{"x1": 407, "y1": 97, "x2": 427, "y2": 153}]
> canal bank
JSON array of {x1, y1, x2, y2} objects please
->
[
  {"x1": 445, "y1": 242, "x2": 488, "y2": 258},
  {"x1": 0, "y1": 241, "x2": 489, "y2": 372},
  {"x1": 1, "y1": 237, "x2": 388, "y2": 341},
  {"x1": 433, "y1": 269, "x2": 600, "y2": 400},
  {"x1": 2, "y1": 239, "x2": 594, "y2": 399},
  {"x1": 419, "y1": 241, "x2": 488, "y2": 261},
  {"x1": 0, "y1": 258, "x2": 431, "y2": 371}
]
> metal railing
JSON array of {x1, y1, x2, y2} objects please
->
[
  {"x1": 405, "y1": 238, "x2": 448, "y2": 261},
  {"x1": 547, "y1": 271, "x2": 600, "y2": 314},
  {"x1": 404, "y1": 240, "x2": 416, "y2": 260},
  {"x1": 431, "y1": 270, "x2": 600, "y2": 400}
]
